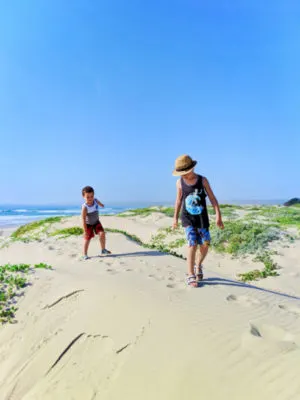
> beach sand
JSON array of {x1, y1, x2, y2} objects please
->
[{"x1": 1, "y1": 214, "x2": 300, "y2": 399}]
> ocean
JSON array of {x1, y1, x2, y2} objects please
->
[{"x1": 0, "y1": 205, "x2": 129, "y2": 228}]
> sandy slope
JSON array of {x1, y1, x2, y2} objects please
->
[{"x1": 0, "y1": 216, "x2": 300, "y2": 399}]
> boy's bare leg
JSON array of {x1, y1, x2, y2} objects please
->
[
  {"x1": 99, "y1": 231, "x2": 106, "y2": 250},
  {"x1": 187, "y1": 245, "x2": 197, "y2": 276},
  {"x1": 83, "y1": 239, "x2": 90, "y2": 256},
  {"x1": 195, "y1": 244, "x2": 209, "y2": 272}
]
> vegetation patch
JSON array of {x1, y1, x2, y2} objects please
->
[
  {"x1": 34, "y1": 263, "x2": 53, "y2": 270},
  {"x1": 247, "y1": 206, "x2": 300, "y2": 229},
  {"x1": 11, "y1": 217, "x2": 63, "y2": 242},
  {"x1": 117, "y1": 207, "x2": 158, "y2": 218},
  {"x1": 0, "y1": 262, "x2": 53, "y2": 324},
  {"x1": 239, "y1": 252, "x2": 279, "y2": 282},
  {"x1": 206, "y1": 204, "x2": 242, "y2": 219},
  {"x1": 220, "y1": 204, "x2": 243, "y2": 209},
  {"x1": 160, "y1": 207, "x2": 175, "y2": 217},
  {"x1": 150, "y1": 226, "x2": 185, "y2": 251},
  {"x1": 118, "y1": 206, "x2": 175, "y2": 218},
  {"x1": 51, "y1": 227, "x2": 83, "y2": 238},
  {"x1": 210, "y1": 220, "x2": 281, "y2": 256},
  {"x1": 168, "y1": 238, "x2": 186, "y2": 249}
]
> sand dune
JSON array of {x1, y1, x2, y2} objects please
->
[{"x1": 0, "y1": 215, "x2": 300, "y2": 399}]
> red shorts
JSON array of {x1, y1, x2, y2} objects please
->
[{"x1": 84, "y1": 221, "x2": 104, "y2": 240}]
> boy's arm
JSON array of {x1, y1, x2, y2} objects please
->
[
  {"x1": 173, "y1": 179, "x2": 183, "y2": 229},
  {"x1": 81, "y1": 206, "x2": 88, "y2": 231},
  {"x1": 203, "y1": 177, "x2": 224, "y2": 229},
  {"x1": 96, "y1": 199, "x2": 104, "y2": 208}
]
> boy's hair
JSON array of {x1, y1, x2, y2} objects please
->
[{"x1": 82, "y1": 186, "x2": 94, "y2": 196}]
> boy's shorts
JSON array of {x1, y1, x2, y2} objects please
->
[
  {"x1": 185, "y1": 226, "x2": 211, "y2": 247},
  {"x1": 84, "y1": 220, "x2": 104, "y2": 240}
]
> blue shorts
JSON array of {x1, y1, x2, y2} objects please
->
[{"x1": 185, "y1": 226, "x2": 211, "y2": 247}]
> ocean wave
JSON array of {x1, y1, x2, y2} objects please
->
[
  {"x1": 0, "y1": 215, "x2": 42, "y2": 221},
  {"x1": 0, "y1": 216, "x2": 44, "y2": 227},
  {"x1": 0, "y1": 206, "x2": 127, "y2": 228},
  {"x1": 36, "y1": 209, "x2": 80, "y2": 214}
]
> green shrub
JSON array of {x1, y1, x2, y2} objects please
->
[
  {"x1": 251, "y1": 206, "x2": 300, "y2": 228},
  {"x1": 118, "y1": 206, "x2": 175, "y2": 218},
  {"x1": 51, "y1": 227, "x2": 83, "y2": 238},
  {"x1": 0, "y1": 262, "x2": 53, "y2": 324},
  {"x1": 210, "y1": 220, "x2": 281, "y2": 256},
  {"x1": 34, "y1": 263, "x2": 53, "y2": 269},
  {"x1": 239, "y1": 251, "x2": 279, "y2": 282},
  {"x1": 11, "y1": 217, "x2": 63, "y2": 240}
]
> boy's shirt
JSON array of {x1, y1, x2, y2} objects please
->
[
  {"x1": 83, "y1": 199, "x2": 99, "y2": 225},
  {"x1": 180, "y1": 175, "x2": 210, "y2": 229}
]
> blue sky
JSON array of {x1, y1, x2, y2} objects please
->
[{"x1": 0, "y1": 1, "x2": 299, "y2": 205}]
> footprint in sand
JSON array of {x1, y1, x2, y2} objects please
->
[
  {"x1": 48, "y1": 245, "x2": 55, "y2": 251},
  {"x1": 226, "y1": 294, "x2": 261, "y2": 307},
  {"x1": 68, "y1": 253, "x2": 77, "y2": 258},
  {"x1": 288, "y1": 272, "x2": 300, "y2": 278},
  {"x1": 242, "y1": 322, "x2": 299, "y2": 355},
  {"x1": 166, "y1": 282, "x2": 185, "y2": 290},
  {"x1": 166, "y1": 284, "x2": 176, "y2": 289},
  {"x1": 278, "y1": 304, "x2": 300, "y2": 316},
  {"x1": 166, "y1": 265, "x2": 175, "y2": 270},
  {"x1": 106, "y1": 268, "x2": 119, "y2": 275},
  {"x1": 147, "y1": 274, "x2": 164, "y2": 281}
]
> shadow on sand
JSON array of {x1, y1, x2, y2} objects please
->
[
  {"x1": 89, "y1": 250, "x2": 165, "y2": 259},
  {"x1": 199, "y1": 277, "x2": 300, "y2": 301}
]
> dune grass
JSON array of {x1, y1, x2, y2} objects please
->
[
  {"x1": 245, "y1": 206, "x2": 300, "y2": 229},
  {"x1": 34, "y1": 263, "x2": 53, "y2": 270},
  {"x1": 208, "y1": 205, "x2": 240, "y2": 218},
  {"x1": 0, "y1": 262, "x2": 53, "y2": 324},
  {"x1": 238, "y1": 252, "x2": 279, "y2": 282},
  {"x1": 210, "y1": 220, "x2": 281, "y2": 256},
  {"x1": 51, "y1": 227, "x2": 83, "y2": 238},
  {"x1": 117, "y1": 206, "x2": 175, "y2": 218},
  {"x1": 11, "y1": 217, "x2": 63, "y2": 242}
]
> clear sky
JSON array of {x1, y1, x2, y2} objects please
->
[{"x1": 0, "y1": 1, "x2": 299, "y2": 205}]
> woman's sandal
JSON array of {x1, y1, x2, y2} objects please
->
[
  {"x1": 186, "y1": 275, "x2": 198, "y2": 288},
  {"x1": 195, "y1": 265, "x2": 204, "y2": 282}
]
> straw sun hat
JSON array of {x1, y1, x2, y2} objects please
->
[{"x1": 172, "y1": 155, "x2": 197, "y2": 176}]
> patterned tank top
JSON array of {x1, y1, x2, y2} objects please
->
[
  {"x1": 83, "y1": 199, "x2": 99, "y2": 225},
  {"x1": 180, "y1": 175, "x2": 210, "y2": 229}
]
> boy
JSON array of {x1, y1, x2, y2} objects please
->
[
  {"x1": 172, "y1": 155, "x2": 224, "y2": 287},
  {"x1": 81, "y1": 186, "x2": 111, "y2": 259}
]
